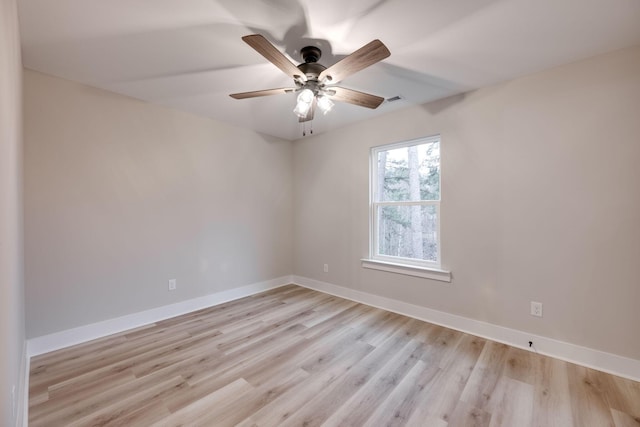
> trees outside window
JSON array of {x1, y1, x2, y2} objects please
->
[{"x1": 371, "y1": 136, "x2": 441, "y2": 266}]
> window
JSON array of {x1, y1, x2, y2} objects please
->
[{"x1": 369, "y1": 135, "x2": 442, "y2": 270}]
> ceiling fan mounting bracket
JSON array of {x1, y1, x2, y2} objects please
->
[{"x1": 300, "y1": 46, "x2": 322, "y2": 63}]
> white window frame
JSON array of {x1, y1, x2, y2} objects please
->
[{"x1": 364, "y1": 135, "x2": 451, "y2": 282}]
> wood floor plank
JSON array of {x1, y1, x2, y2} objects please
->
[
  {"x1": 151, "y1": 378, "x2": 254, "y2": 427},
  {"x1": 32, "y1": 374, "x2": 185, "y2": 427},
  {"x1": 529, "y1": 355, "x2": 573, "y2": 427},
  {"x1": 568, "y1": 364, "x2": 618, "y2": 426},
  {"x1": 322, "y1": 339, "x2": 426, "y2": 427},
  {"x1": 610, "y1": 408, "x2": 640, "y2": 427},
  {"x1": 237, "y1": 341, "x2": 376, "y2": 427},
  {"x1": 487, "y1": 377, "x2": 534, "y2": 427},
  {"x1": 409, "y1": 334, "x2": 486, "y2": 424},
  {"x1": 446, "y1": 399, "x2": 492, "y2": 427},
  {"x1": 360, "y1": 359, "x2": 440, "y2": 427},
  {"x1": 29, "y1": 330, "x2": 193, "y2": 395},
  {"x1": 29, "y1": 369, "x2": 136, "y2": 421},
  {"x1": 276, "y1": 331, "x2": 421, "y2": 426},
  {"x1": 66, "y1": 375, "x2": 187, "y2": 427},
  {"x1": 602, "y1": 373, "x2": 640, "y2": 419},
  {"x1": 29, "y1": 285, "x2": 640, "y2": 426},
  {"x1": 460, "y1": 341, "x2": 511, "y2": 410},
  {"x1": 195, "y1": 368, "x2": 309, "y2": 427},
  {"x1": 402, "y1": 368, "x2": 449, "y2": 427}
]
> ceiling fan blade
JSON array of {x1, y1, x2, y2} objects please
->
[
  {"x1": 230, "y1": 88, "x2": 295, "y2": 99},
  {"x1": 318, "y1": 40, "x2": 390, "y2": 84},
  {"x1": 242, "y1": 34, "x2": 304, "y2": 81},
  {"x1": 327, "y1": 86, "x2": 385, "y2": 109}
]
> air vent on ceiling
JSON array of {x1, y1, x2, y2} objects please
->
[{"x1": 386, "y1": 95, "x2": 403, "y2": 103}]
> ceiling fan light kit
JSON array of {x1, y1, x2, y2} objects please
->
[
  {"x1": 293, "y1": 88, "x2": 314, "y2": 118},
  {"x1": 230, "y1": 34, "x2": 390, "y2": 132},
  {"x1": 316, "y1": 95, "x2": 334, "y2": 115}
]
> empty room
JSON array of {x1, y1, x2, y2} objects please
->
[{"x1": 2, "y1": 0, "x2": 640, "y2": 426}]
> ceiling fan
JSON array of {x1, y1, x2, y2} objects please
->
[{"x1": 230, "y1": 34, "x2": 391, "y2": 123}]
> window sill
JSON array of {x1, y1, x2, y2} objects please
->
[{"x1": 361, "y1": 259, "x2": 452, "y2": 283}]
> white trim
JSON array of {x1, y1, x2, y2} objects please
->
[
  {"x1": 361, "y1": 258, "x2": 451, "y2": 282},
  {"x1": 370, "y1": 135, "x2": 442, "y2": 267},
  {"x1": 375, "y1": 200, "x2": 440, "y2": 207},
  {"x1": 371, "y1": 134, "x2": 442, "y2": 152},
  {"x1": 292, "y1": 275, "x2": 640, "y2": 383},
  {"x1": 27, "y1": 275, "x2": 292, "y2": 357},
  {"x1": 17, "y1": 341, "x2": 28, "y2": 427}
]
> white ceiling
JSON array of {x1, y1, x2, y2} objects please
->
[{"x1": 18, "y1": 0, "x2": 640, "y2": 141}]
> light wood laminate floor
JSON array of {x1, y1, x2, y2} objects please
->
[{"x1": 29, "y1": 285, "x2": 640, "y2": 426}]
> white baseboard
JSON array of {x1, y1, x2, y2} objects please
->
[
  {"x1": 27, "y1": 275, "x2": 293, "y2": 357},
  {"x1": 25, "y1": 273, "x2": 640, "y2": 384},
  {"x1": 292, "y1": 275, "x2": 640, "y2": 382}
]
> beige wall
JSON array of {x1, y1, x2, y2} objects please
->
[
  {"x1": 293, "y1": 45, "x2": 640, "y2": 361},
  {"x1": 0, "y1": 0, "x2": 25, "y2": 424},
  {"x1": 24, "y1": 70, "x2": 293, "y2": 338}
]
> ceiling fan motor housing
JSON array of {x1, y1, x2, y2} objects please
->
[
  {"x1": 297, "y1": 62, "x2": 326, "y2": 82},
  {"x1": 300, "y1": 46, "x2": 322, "y2": 63},
  {"x1": 298, "y1": 46, "x2": 327, "y2": 83}
]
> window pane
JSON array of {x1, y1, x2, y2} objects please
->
[
  {"x1": 377, "y1": 204, "x2": 438, "y2": 262},
  {"x1": 376, "y1": 141, "x2": 440, "y2": 202}
]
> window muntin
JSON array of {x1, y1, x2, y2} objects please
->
[{"x1": 371, "y1": 136, "x2": 441, "y2": 267}]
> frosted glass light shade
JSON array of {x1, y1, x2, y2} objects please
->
[
  {"x1": 297, "y1": 89, "x2": 314, "y2": 104},
  {"x1": 293, "y1": 88, "x2": 314, "y2": 118},
  {"x1": 317, "y1": 96, "x2": 334, "y2": 114},
  {"x1": 293, "y1": 100, "x2": 312, "y2": 117}
]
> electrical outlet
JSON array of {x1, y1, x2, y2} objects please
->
[
  {"x1": 323, "y1": 264, "x2": 329, "y2": 273},
  {"x1": 168, "y1": 279, "x2": 177, "y2": 291},
  {"x1": 530, "y1": 301, "x2": 543, "y2": 317}
]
